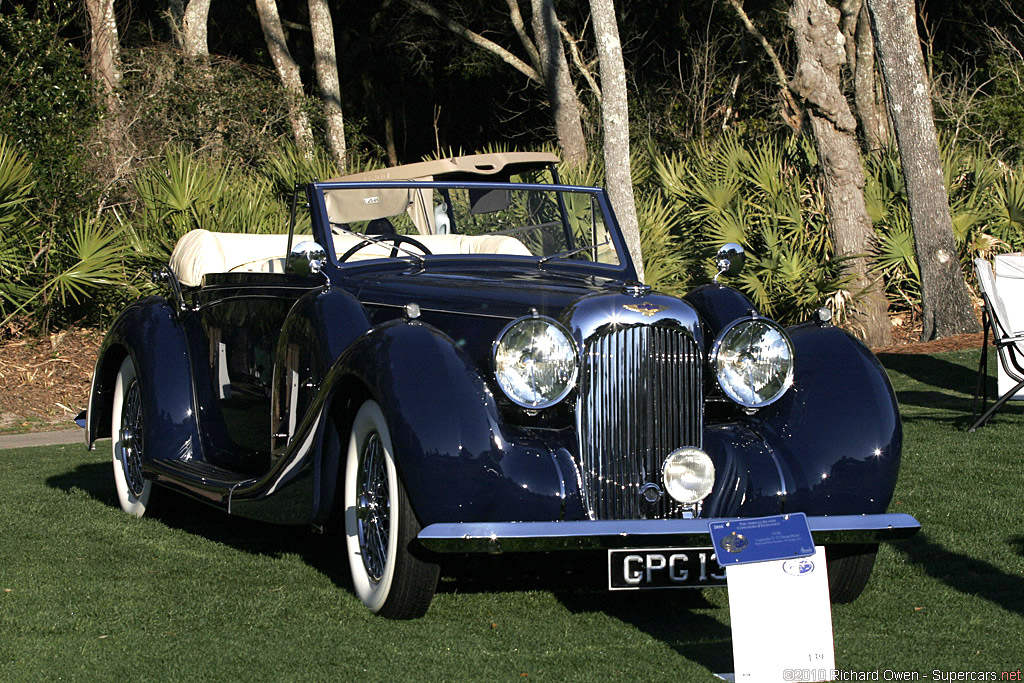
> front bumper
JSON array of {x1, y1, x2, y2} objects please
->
[{"x1": 417, "y1": 513, "x2": 920, "y2": 553}]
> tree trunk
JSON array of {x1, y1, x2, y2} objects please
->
[
  {"x1": 309, "y1": 0, "x2": 347, "y2": 170},
  {"x1": 182, "y1": 0, "x2": 212, "y2": 61},
  {"x1": 255, "y1": 0, "x2": 315, "y2": 158},
  {"x1": 866, "y1": 0, "x2": 979, "y2": 340},
  {"x1": 84, "y1": 0, "x2": 128, "y2": 169},
  {"x1": 384, "y1": 111, "x2": 398, "y2": 167},
  {"x1": 530, "y1": 0, "x2": 587, "y2": 167},
  {"x1": 84, "y1": 0, "x2": 121, "y2": 113},
  {"x1": 789, "y1": 0, "x2": 891, "y2": 346},
  {"x1": 589, "y1": 0, "x2": 643, "y2": 282},
  {"x1": 842, "y1": 0, "x2": 887, "y2": 152}
]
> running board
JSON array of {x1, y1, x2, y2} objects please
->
[{"x1": 148, "y1": 459, "x2": 258, "y2": 509}]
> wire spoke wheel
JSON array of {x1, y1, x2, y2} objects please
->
[
  {"x1": 344, "y1": 400, "x2": 439, "y2": 618},
  {"x1": 111, "y1": 356, "x2": 154, "y2": 517},
  {"x1": 356, "y1": 433, "x2": 390, "y2": 583},
  {"x1": 120, "y1": 378, "x2": 146, "y2": 498}
]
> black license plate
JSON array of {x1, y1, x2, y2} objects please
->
[{"x1": 607, "y1": 547, "x2": 727, "y2": 590}]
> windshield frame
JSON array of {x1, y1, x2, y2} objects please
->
[{"x1": 304, "y1": 179, "x2": 636, "y2": 278}]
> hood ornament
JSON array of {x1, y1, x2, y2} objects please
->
[{"x1": 623, "y1": 301, "x2": 666, "y2": 317}]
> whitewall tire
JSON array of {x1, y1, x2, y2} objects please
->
[
  {"x1": 111, "y1": 356, "x2": 154, "y2": 517},
  {"x1": 344, "y1": 400, "x2": 438, "y2": 618}
]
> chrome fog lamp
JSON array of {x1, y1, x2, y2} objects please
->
[
  {"x1": 493, "y1": 316, "x2": 577, "y2": 408},
  {"x1": 712, "y1": 317, "x2": 794, "y2": 408},
  {"x1": 662, "y1": 447, "x2": 716, "y2": 504}
]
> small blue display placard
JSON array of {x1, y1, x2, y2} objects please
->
[{"x1": 709, "y1": 513, "x2": 815, "y2": 565}]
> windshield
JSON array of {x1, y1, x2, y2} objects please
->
[{"x1": 315, "y1": 182, "x2": 621, "y2": 267}]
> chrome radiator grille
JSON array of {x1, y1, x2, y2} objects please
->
[{"x1": 576, "y1": 325, "x2": 703, "y2": 520}]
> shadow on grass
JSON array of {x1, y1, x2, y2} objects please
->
[
  {"x1": 890, "y1": 533, "x2": 1024, "y2": 617},
  {"x1": 54, "y1": 463, "x2": 731, "y2": 669},
  {"x1": 877, "y1": 352, "x2": 1024, "y2": 428},
  {"x1": 557, "y1": 589, "x2": 733, "y2": 673},
  {"x1": 436, "y1": 553, "x2": 733, "y2": 673},
  {"x1": 48, "y1": 460, "x2": 121, "y2": 508},
  {"x1": 46, "y1": 462, "x2": 352, "y2": 592},
  {"x1": 878, "y1": 351, "x2": 980, "y2": 395}
]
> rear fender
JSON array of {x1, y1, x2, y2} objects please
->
[{"x1": 87, "y1": 297, "x2": 202, "y2": 463}]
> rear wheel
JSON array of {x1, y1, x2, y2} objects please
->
[
  {"x1": 111, "y1": 356, "x2": 154, "y2": 517},
  {"x1": 344, "y1": 400, "x2": 438, "y2": 618},
  {"x1": 826, "y1": 543, "x2": 878, "y2": 603}
]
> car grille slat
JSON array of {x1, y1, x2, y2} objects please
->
[{"x1": 578, "y1": 325, "x2": 702, "y2": 520}]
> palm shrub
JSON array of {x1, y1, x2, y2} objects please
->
[
  {"x1": 0, "y1": 135, "x2": 37, "y2": 322},
  {"x1": 260, "y1": 140, "x2": 342, "y2": 199},
  {"x1": 130, "y1": 147, "x2": 292, "y2": 262},
  {"x1": 554, "y1": 147, "x2": 690, "y2": 296},
  {"x1": 652, "y1": 131, "x2": 847, "y2": 325},
  {"x1": 0, "y1": 135, "x2": 132, "y2": 331},
  {"x1": 866, "y1": 142, "x2": 1024, "y2": 311}
]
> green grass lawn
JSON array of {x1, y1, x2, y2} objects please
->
[{"x1": 1, "y1": 349, "x2": 1022, "y2": 681}]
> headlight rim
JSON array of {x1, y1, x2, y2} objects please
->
[
  {"x1": 662, "y1": 446, "x2": 716, "y2": 504},
  {"x1": 710, "y1": 315, "x2": 795, "y2": 409},
  {"x1": 492, "y1": 314, "x2": 579, "y2": 409}
]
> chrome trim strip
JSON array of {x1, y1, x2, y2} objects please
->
[
  {"x1": 265, "y1": 411, "x2": 322, "y2": 496},
  {"x1": 363, "y1": 301, "x2": 518, "y2": 321},
  {"x1": 549, "y1": 451, "x2": 568, "y2": 520},
  {"x1": 417, "y1": 513, "x2": 921, "y2": 553}
]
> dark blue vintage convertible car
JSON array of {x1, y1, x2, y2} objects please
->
[{"x1": 85, "y1": 152, "x2": 918, "y2": 618}]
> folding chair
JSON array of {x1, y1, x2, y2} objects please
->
[{"x1": 969, "y1": 257, "x2": 1024, "y2": 431}]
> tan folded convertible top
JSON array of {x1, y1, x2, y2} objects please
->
[{"x1": 328, "y1": 151, "x2": 559, "y2": 183}]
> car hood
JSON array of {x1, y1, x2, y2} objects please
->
[
  {"x1": 346, "y1": 266, "x2": 705, "y2": 365},
  {"x1": 349, "y1": 266, "x2": 626, "y2": 321}
]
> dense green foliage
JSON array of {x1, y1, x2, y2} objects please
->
[
  {"x1": 652, "y1": 132, "x2": 845, "y2": 323},
  {"x1": 0, "y1": 134, "x2": 130, "y2": 330},
  {"x1": 1, "y1": 1, "x2": 1023, "y2": 332},
  {"x1": 867, "y1": 143, "x2": 1024, "y2": 311},
  {"x1": 0, "y1": 2, "x2": 97, "y2": 214}
]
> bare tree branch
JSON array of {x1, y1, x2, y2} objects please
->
[
  {"x1": 402, "y1": 0, "x2": 541, "y2": 83},
  {"x1": 505, "y1": 0, "x2": 541, "y2": 75},
  {"x1": 726, "y1": 0, "x2": 803, "y2": 130},
  {"x1": 560, "y1": 20, "x2": 601, "y2": 103}
]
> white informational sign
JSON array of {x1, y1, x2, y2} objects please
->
[
  {"x1": 725, "y1": 546, "x2": 835, "y2": 683},
  {"x1": 994, "y1": 254, "x2": 1024, "y2": 401}
]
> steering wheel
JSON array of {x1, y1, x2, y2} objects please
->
[{"x1": 338, "y1": 234, "x2": 433, "y2": 262}]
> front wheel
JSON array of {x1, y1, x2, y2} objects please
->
[
  {"x1": 343, "y1": 400, "x2": 439, "y2": 618},
  {"x1": 826, "y1": 543, "x2": 878, "y2": 603},
  {"x1": 111, "y1": 356, "x2": 155, "y2": 517}
]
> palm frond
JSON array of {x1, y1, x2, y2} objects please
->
[{"x1": 50, "y1": 213, "x2": 128, "y2": 306}]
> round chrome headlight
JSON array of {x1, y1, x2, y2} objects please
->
[
  {"x1": 493, "y1": 316, "x2": 577, "y2": 408},
  {"x1": 712, "y1": 317, "x2": 794, "y2": 408},
  {"x1": 663, "y1": 447, "x2": 716, "y2": 504}
]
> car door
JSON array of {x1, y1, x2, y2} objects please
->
[{"x1": 194, "y1": 273, "x2": 316, "y2": 475}]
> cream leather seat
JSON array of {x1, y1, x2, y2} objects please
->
[{"x1": 168, "y1": 229, "x2": 532, "y2": 287}]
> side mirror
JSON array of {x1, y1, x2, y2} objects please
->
[
  {"x1": 714, "y1": 243, "x2": 745, "y2": 283},
  {"x1": 288, "y1": 240, "x2": 327, "y2": 276}
]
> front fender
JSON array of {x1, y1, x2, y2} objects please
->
[
  {"x1": 87, "y1": 297, "x2": 202, "y2": 463},
  {"x1": 750, "y1": 323, "x2": 902, "y2": 515},
  {"x1": 323, "y1": 319, "x2": 564, "y2": 526},
  {"x1": 684, "y1": 283, "x2": 758, "y2": 342}
]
